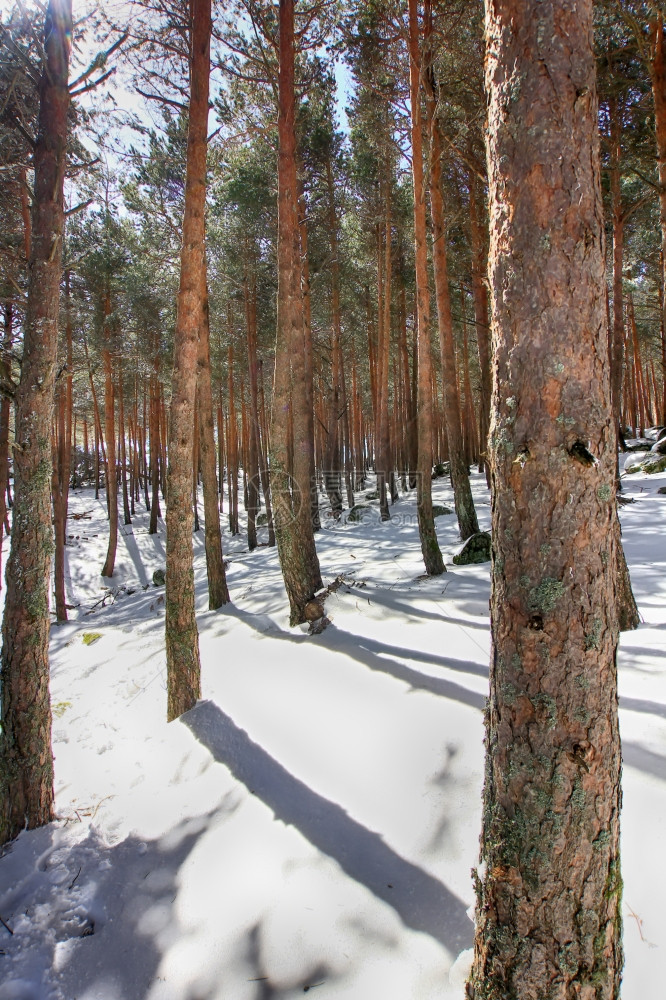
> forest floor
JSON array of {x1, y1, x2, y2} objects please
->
[{"x1": 0, "y1": 463, "x2": 664, "y2": 1000}]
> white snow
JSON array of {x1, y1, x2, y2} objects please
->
[{"x1": 0, "y1": 468, "x2": 664, "y2": 999}]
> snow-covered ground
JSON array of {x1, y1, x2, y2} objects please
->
[{"x1": 0, "y1": 466, "x2": 664, "y2": 1000}]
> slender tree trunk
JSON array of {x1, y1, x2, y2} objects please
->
[
  {"x1": 424, "y1": 11, "x2": 479, "y2": 541},
  {"x1": 469, "y1": 170, "x2": 491, "y2": 478},
  {"x1": 227, "y1": 341, "x2": 239, "y2": 535},
  {"x1": 0, "y1": 304, "x2": 14, "y2": 588},
  {"x1": 650, "y1": 17, "x2": 666, "y2": 400},
  {"x1": 468, "y1": 2, "x2": 622, "y2": 995},
  {"x1": 298, "y1": 187, "x2": 321, "y2": 533},
  {"x1": 609, "y1": 94, "x2": 626, "y2": 471},
  {"x1": 408, "y1": 0, "x2": 444, "y2": 576},
  {"x1": 324, "y1": 157, "x2": 344, "y2": 517},
  {"x1": 0, "y1": 0, "x2": 72, "y2": 847},
  {"x1": 166, "y1": 0, "x2": 212, "y2": 720},
  {"x1": 197, "y1": 276, "x2": 229, "y2": 608},
  {"x1": 270, "y1": 0, "x2": 322, "y2": 625},
  {"x1": 51, "y1": 351, "x2": 69, "y2": 622},
  {"x1": 100, "y1": 307, "x2": 117, "y2": 577},
  {"x1": 118, "y1": 358, "x2": 131, "y2": 526},
  {"x1": 149, "y1": 366, "x2": 161, "y2": 533}
]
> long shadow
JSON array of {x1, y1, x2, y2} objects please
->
[
  {"x1": 183, "y1": 700, "x2": 473, "y2": 955},
  {"x1": 227, "y1": 609, "x2": 487, "y2": 712},
  {"x1": 323, "y1": 631, "x2": 487, "y2": 711},
  {"x1": 623, "y1": 741, "x2": 666, "y2": 781},
  {"x1": 328, "y1": 630, "x2": 489, "y2": 681},
  {"x1": 619, "y1": 694, "x2": 666, "y2": 721},
  {"x1": 119, "y1": 525, "x2": 151, "y2": 586},
  {"x1": 619, "y1": 645, "x2": 666, "y2": 660},
  {"x1": 344, "y1": 583, "x2": 490, "y2": 629}
]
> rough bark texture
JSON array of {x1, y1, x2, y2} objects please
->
[
  {"x1": 270, "y1": 0, "x2": 322, "y2": 626},
  {"x1": 165, "y1": 0, "x2": 210, "y2": 721},
  {"x1": 0, "y1": 0, "x2": 71, "y2": 846},
  {"x1": 408, "y1": 0, "x2": 444, "y2": 576},
  {"x1": 468, "y1": 2, "x2": 623, "y2": 997}
]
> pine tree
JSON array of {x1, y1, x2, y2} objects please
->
[
  {"x1": 0, "y1": 0, "x2": 72, "y2": 846},
  {"x1": 468, "y1": 0, "x2": 623, "y2": 994}
]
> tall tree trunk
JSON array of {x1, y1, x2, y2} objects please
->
[
  {"x1": 424, "y1": 10, "x2": 479, "y2": 541},
  {"x1": 298, "y1": 187, "x2": 321, "y2": 533},
  {"x1": 468, "y1": 2, "x2": 622, "y2": 995},
  {"x1": 118, "y1": 358, "x2": 131, "y2": 526},
  {"x1": 270, "y1": 0, "x2": 322, "y2": 626},
  {"x1": 227, "y1": 340, "x2": 239, "y2": 535},
  {"x1": 101, "y1": 290, "x2": 118, "y2": 577},
  {"x1": 609, "y1": 94, "x2": 626, "y2": 467},
  {"x1": 468, "y1": 170, "x2": 491, "y2": 478},
  {"x1": 0, "y1": 0, "x2": 72, "y2": 847},
  {"x1": 0, "y1": 304, "x2": 14, "y2": 588},
  {"x1": 408, "y1": 0, "x2": 444, "y2": 576},
  {"x1": 165, "y1": 0, "x2": 211, "y2": 720},
  {"x1": 149, "y1": 365, "x2": 161, "y2": 533},
  {"x1": 198, "y1": 278, "x2": 229, "y2": 608},
  {"x1": 650, "y1": 16, "x2": 666, "y2": 407},
  {"x1": 324, "y1": 157, "x2": 344, "y2": 517}
]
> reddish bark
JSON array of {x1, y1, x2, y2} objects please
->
[
  {"x1": 0, "y1": 0, "x2": 72, "y2": 846},
  {"x1": 408, "y1": 0, "x2": 444, "y2": 576},
  {"x1": 468, "y1": 1, "x2": 623, "y2": 994},
  {"x1": 269, "y1": 0, "x2": 322, "y2": 625},
  {"x1": 166, "y1": 0, "x2": 212, "y2": 720}
]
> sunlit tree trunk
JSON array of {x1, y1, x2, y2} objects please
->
[
  {"x1": 198, "y1": 278, "x2": 229, "y2": 608},
  {"x1": 101, "y1": 288, "x2": 118, "y2": 577},
  {"x1": 468, "y1": 1, "x2": 623, "y2": 994},
  {"x1": 166, "y1": 0, "x2": 212, "y2": 720},
  {"x1": 270, "y1": 0, "x2": 322, "y2": 625},
  {"x1": 424, "y1": 4, "x2": 479, "y2": 541},
  {"x1": 408, "y1": 0, "x2": 444, "y2": 575},
  {"x1": 0, "y1": 0, "x2": 72, "y2": 846}
]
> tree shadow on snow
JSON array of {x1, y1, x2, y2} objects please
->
[
  {"x1": 622, "y1": 740, "x2": 666, "y2": 781},
  {"x1": 182, "y1": 700, "x2": 474, "y2": 956},
  {"x1": 0, "y1": 801, "x2": 237, "y2": 1000}
]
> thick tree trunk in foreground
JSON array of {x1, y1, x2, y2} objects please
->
[
  {"x1": 165, "y1": 0, "x2": 211, "y2": 720},
  {"x1": 0, "y1": 0, "x2": 71, "y2": 846},
  {"x1": 270, "y1": 0, "x2": 322, "y2": 625},
  {"x1": 408, "y1": 0, "x2": 444, "y2": 576},
  {"x1": 468, "y1": 1, "x2": 623, "y2": 996}
]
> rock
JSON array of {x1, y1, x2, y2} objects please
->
[
  {"x1": 364, "y1": 490, "x2": 379, "y2": 500},
  {"x1": 432, "y1": 505, "x2": 452, "y2": 517},
  {"x1": 657, "y1": 487, "x2": 666, "y2": 495},
  {"x1": 452, "y1": 531, "x2": 492, "y2": 566},
  {"x1": 643, "y1": 455, "x2": 666, "y2": 475},
  {"x1": 152, "y1": 568, "x2": 166, "y2": 586},
  {"x1": 623, "y1": 451, "x2": 648, "y2": 474},
  {"x1": 304, "y1": 600, "x2": 325, "y2": 622},
  {"x1": 256, "y1": 512, "x2": 268, "y2": 526},
  {"x1": 348, "y1": 504, "x2": 371, "y2": 522},
  {"x1": 432, "y1": 462, "x2": 450, "y2": 479},
  {"x1": 650, "y1": 437, "x2": 666, "y2": 455}
]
